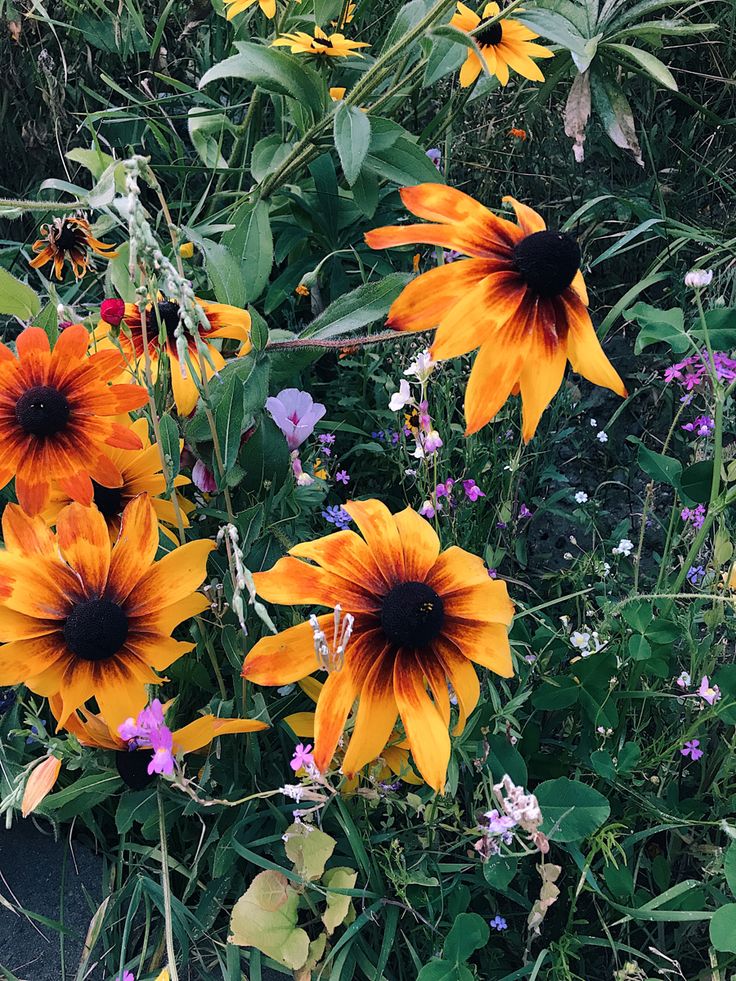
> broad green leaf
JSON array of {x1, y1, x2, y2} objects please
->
[
  {"x1": 0, "y1": 266, "x2": 41, "y2": 320},
  {"x1": 444, "y1": 913, "x2": 490, "y2": 964},
  {"x1": 222, "y1": 199, "x2": 273, "y2": 304},
  {"x1": 304, "y1": 273, "x2": 411, "y2": 339},
  {"x1": 214, "y1": 371, "x2": 245, "y2": 478},
  {"x1": 334, "y1": 103, "x2": 371, "y2": 186},
  {"x1": 381, "y1": 0, "x2": 433, "y2": 55},
  {"x1": 518, "y1": 9, "x2": 589, "y2": 57},
  {"x1": 364, "y1": 138, "x2": 446, "y2": 187},
  {"x1": 627, "y1": 302, "x2": 688, "y2": 354},
  {"x1": 536, "y1": 776, "x2": 611, "y2": 842},
  {"x1": 417, "y1": 963, "x2": 473, "y2": 981},
  {"x1": 590, "y1": 68, "x2": 643, "y2": 165},
  {"x1": 423, "y1": 33, "x2": 467, "y2": 87},
  {"x1": 199, "y1": 42, "x2": 327, "y2": 112},
  {"x1": 725, "y1": 843, "x2": 736, "y2": 897},
  {"x1": 34, "y1": 302, "x2": 59, "y2": 346},
  {"x1": 635, "y1": 442, "x2": 682, "y2": 487},
  {"x1": 606, "y1": 42, "x2": 678, "y2": 90},
  {"x1": 188, "y1": 107, "x2": 229, "y2": 170},
  {"x1": 709, "y1": 904, "x2": 736, "y2": 953},
  {"x1": 322, "y1": 867, "x2": 357, "y2": 934},
  {"x1": 679, "y1": 460, "x2": 713, "y2": 505},
  {"x1": 66, "y1": 146, "x2": 116, "y2": 179},
  {"x1": 284, "y1": 822, "x2": 335, "y2": 881},
  {"x1": 695, "y1": 307, "x2": 736, "y2": 351},
  {"x1": 229, "y1": 870, "x2": 310, "y2": 970},
  {"x1": 483, "y1": 855, "x2": 518, "y2": 891},
  {"x1": 200, "y1": 240, "x2": 248, "y2": 308},
  {"x1": 628, "y1": 635, "x2": 651, "y2": 661},
  {"x1": 251, "y1": 135, "x2": 295, "y2": 184}
]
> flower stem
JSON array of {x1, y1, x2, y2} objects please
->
[{"x1": 157, "y1": 788, "x2": 179, "y2": 981}]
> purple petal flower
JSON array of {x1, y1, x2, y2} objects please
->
[
  {"x1": 323, "y1": 505, "x2": 352, "y2": 530},
  {"x1": 489, "y1": 915, "x2": 508, "y2": 931},
  {"x1": 266, "y1": 389, "x2": 326, "y2": 452},
  {"x1": 680, "y1": 739, "x2": 703, "y2": 761},
  {"x1": 290, "y1": 742, "x2": 314, "y2": 772},
  {"x1": 147, "y1": 725, "x2": 175, "y2": 776},
  {"x1": 463, "y1": 478, "x2": 485, "y2": 502},
  {"x1": 336, "y1": 470, "x2": 350, "y2": 485},
  {"x1": 192, "y1": 459, "x2": 217, "y2": 494}
]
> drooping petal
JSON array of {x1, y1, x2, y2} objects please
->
[
  {"x1": 519, "y1": 336, "x2": 568, "y2": 442},
  {"x1": 442, "y1": 619, "x2": 513, "y2": 677},
  {"x1": 393, "y1": 649, "x2": 450, "y2": 793},
  {"x1": 313, "y1": 668, "x2": 357, "y2": 772},
  {"x1": 398, "y1": 184, "x2": 521, "y2": 252},
  {"x1": 563, "y1": 292, "x2": 627, "y2": 397},
  {"x1": 172, "y1": 715, "x2": 267, "y2": 755},
  {"x1": 430, "y1": 271, "x2": 526, "y2": 360},
  {"x1": 341, "y1": 652, "x2": 397, "y2": 775},
  {"x1": 501, "y1": 195, "x2": 546, "y2": 235},
  {"x1": 243, "y1": 616, "x2": 328, "y2": 685},
  {"x1": 433, "y1": 636, "x2": 480, "y2": 735},
  {"x1": 463, "y1": 331, "x2": 528, "y2": 436}
]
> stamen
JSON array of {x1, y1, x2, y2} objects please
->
[{"x1": 310, "y1": 605, "x2": 353, "y2": 672}]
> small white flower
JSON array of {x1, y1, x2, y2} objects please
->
[
  {"x1": 563, "y1": 551, "x2": 573, "y2": 560},
  {"x1": 684, "y1": 268, "x2": 713, "y2": 289},
  {"x1": 570, "y1": 630, "x2": 591, "y2": 650},
  {"x1": 277, "y1": 684, "x2": 296, "y2": 696},
  {"x1": 601, "y1": 562, "x2": 611, "y2": 577},
  {"x1": 596, "y1": 430, "x2": 608, "y2": 443},
  {"x1": 389, "y1": 379, "x2": 412, "y2": 412},
  {"x1": 589, "y1": 418, "x2": 597, "y2": 427},
  {"x1": 574, "y1": 491, "x2": 588, "y2": 504},
  {"x1": 405, "y1": 349, "x2": 435, "y2": 382},
  {"x1": 612, "y1": 538, "x2": 634, "y2": 557}
]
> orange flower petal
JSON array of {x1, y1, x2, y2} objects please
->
[
  {"x1": 443, "y1": 579, "x2": 514, "y2": 626},
  {"x1": 172, "y1": 715, "x2": 267, "y2": 755},
  {"x1": 2, "y1": 504, "x2": 55, "y2": 555},
  {"x1": 393, "y1": 507, "x2": 440, "y2": 582},
  {"x1": 342, "y1": 653, "x2": 396, "y2": 775},
  {"x1": 56, "y1": 502, "x2": 111, "y2": 597},
  {"x1": 399, "y1": 184, "x2": 520, "y2": 251},
  {"x1": 427, "y1": 545, "x2": 493, "y2": 595},
  {"x1": 125, "y1": 539, "x2": 213, "y2": 616},
  {"x1": 519, "y1": 337, "x2": 567, "y2": 442},
  {"x1": 393, "y1": 649, "x2": 450, "y2": 793},
  {"x1": 463, "y1": 328, "x2": 529, "y2": 435},
  {"x1": 22, "y1": 756, "x2": 62, "y2": 817},
  {"x1": 253, "y1": 555, "x2": 380, "y2": 612},
  {"x1": 501, "y1": 195, "x2": 546, "y2": 235},
  {"x1": 107, "y1": 495, "x2": 160, "y2": 604},
  {"x1": 342, "y1": 499, "x2": 405, "y2": 587},
  {"x1": 443, "y1": 619, "x2": 513, "y2": 677},
  {"x1": 385, "y1": 258, "x2": 500, "y2": 333},
  {"x1": 564, "y1": 292, "x2": 627, "y2": 397},
  {"x1": 0, "y1": 634, "x2": 66, "y2": 685},
  {"x1": 289, "y1": 530, "x2": 387, "y2": 597},
  {"x1": 243, "y1": 615, "x2": 327, "y2": 686},
  {"x1": 313, "y1": 667, "x2": 356, "y2": 772},
  {"x1": 430, "y1": 271, "x2": 525, "y2": 361},
  {"x1": 434, "y1": 637, "x2": 480, "y2": 735}
]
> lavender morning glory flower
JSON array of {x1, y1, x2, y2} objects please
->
[{"x1": 266, "y1": 389, "x2": 326, "y2": 452}]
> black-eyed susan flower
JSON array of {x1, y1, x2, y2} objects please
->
[
  {"x1": 223, "y1": 0, "x2": 276, "y2": 18},
  {"x1": 243, "y1": 499, "x2": 514, "y2": 792},
  {"x1": 0, "y1": 325, "x2": 148, "y2": 515},
  {"x1": 43, "y1": 417, "x2": 193, "y2": 540},
  {"x1": 272, "y1": 25, "x2": 369, "y2": 58},
  {"x1": 365, "y1": 184, "x2": 627, "y2": 440},
  {"x1": 0, "y1": 495, "x2": 213, "y2": 730},
  {"x1": 451, "y1": 2, "x2": 553, "y2": 87},
  {"x1": 54, "y1": 697, "x2": 267, "y2": 790},
  {"x1": 285, "y1": 677, "x2": 421, "y2": 789},
  {"x1": 94, "y1": 297, "x2": 251, "y2": 417},
  {"x1": 30, "y1": 216, "x2": 118, "y2": 280}
]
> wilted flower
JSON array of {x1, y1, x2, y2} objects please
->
[
  {"x1": 266, "y1": 389, "x2": 326, "y2": 451},
  {"x1": 192, "y1": 459, "x2": 217, "y2": 494},
  {"x1": 676, "y1": 671, "x2": 691, "y2": 689}
]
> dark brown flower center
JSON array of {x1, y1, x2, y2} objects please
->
[
  {"x1": 92, "y1": 481, "x2": 124, "y2": 518},
  {"x1": 313, "y1": 37, "x2": 334, "y2": 49},
  {"x1": 15, "y1": 386, "x2": 70, "y2": 437},
  {"x1": 64, "y1": 599, "x2": 129, "y2": 662},
  {"x1": 380, "y1": 581, "x2": 444, "y2": 647},
  {"x1": 116, "y1": 750, "x2": 155, "y2": 789},
  {"x1": 475, "y1": 18, "x2": 503, "y2": 46},
  {"x1": 513, "y1": 230, "x2": 581, "y2": 298},
  {"x1": 151, "y1": 300, "x2": 182, "y2": 342},
  {"x1": 54, "y1": 220, "x2": 84, "y2": 252}
]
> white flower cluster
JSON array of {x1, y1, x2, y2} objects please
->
[
  {"x1": 493, "y1": 774, "x2": 544, "y2": 834},
  {"x1": 216, "y1": 523, "x2": 275, "y2": 636},
  {"x1": 570, "y1": 629, "x2": 604, "y2": 657}
]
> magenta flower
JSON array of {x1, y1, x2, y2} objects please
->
[
  {"x1": 419, "y1": 500, "x2": 438, "y2": 518},
  {"x1": 681, "y1": 739, "x2": 703, "y2": 761},
  {"x1": 681, "y1": 504, "x2": 706, "y2": 529},
  {"x1": 266, "y1": 389, "x2": 326, "y2": 452},
  {"x1": 192, "y1": 459, "x2": 217, "y2": 493},
  {"x1": 290, "y1": 743, "x2": 314, "y2": 772},
  {"x1": 518, "y1": 504, "x2": 533, "y2": 519},
  {"x1": 148, "y1": 725, "x2": 175, "y2": 776},
  {"x1": 698, "y1": 675, "x2": 721, "y2": 705},
  {"x1": 115, "y1": 972, "x2": 135, "y2": 981},
  {"x1": 463, "y1": 479, "x2": 485, "y2": 502}
]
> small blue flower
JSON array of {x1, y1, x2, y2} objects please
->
[
  {"x1": 322, "y1": 505, "x2": 352, "y2": 530},
  {"x1": 489, "y1": 915, "x2": 507, "y2": 931}
]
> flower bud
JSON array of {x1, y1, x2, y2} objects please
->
[
  {"x1": 684, "y1": 269, "x2": 713, "y2": 289},
  {"x1": 100, "y1": 298, "x2": 126, "y2": 327},
  {"x1": 22, "y1": 755, "x2": 61, "y2": 817}
]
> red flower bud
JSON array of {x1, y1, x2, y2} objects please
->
[{"x1": 100, "y1": 298, "x2": 126, "y2": 327}]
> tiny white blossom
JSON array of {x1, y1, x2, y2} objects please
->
[
  {"x1": 589, "y1": 418, "x2": 597, "y2": 427},
  {"x1": 612, "y1": 538, "x2": 634, "y2": 557},
  {"x1": 570, "y1": 631, "x2": 591, "y2": 650},
  {"x1": 601, "y1": 562, "x2": 611, "y2": 577},
  {"x1": 596, "y1": 430, "x2": 608, "y2": 443},
  {"x1": 277, "y1": 684, "x2": 296, "y2": 696},
  {"x1": 574, "y1": 491, "x2": 588, "y2": 504},
  {"x1": 389, "y1": 379, "x2": 412, "y2": 412}
]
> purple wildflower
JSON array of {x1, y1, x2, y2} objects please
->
[
  {"x1": 682, "y1": 415, "x2": 715, "y2": 438},
  {"x1": 681, "y1": 504, "x2": 706, "y2": 529},
  {"x1": 266, "y1": 389, "x2": 326, "y2": 451},
  {"x1": 489, "y1": 915, "x2": 508, "y2": 931},
  {"x1": 681, "y1": 739, "x2": 703, "y2": 761},
  {"x1": 698, "y1": 675, "x2": 721, "y2": 705},
  {"x1": 323, "y1": 505, "x2": 352, "y2": 530},
  {"x1": 148, "y1": 726, "x2": 175, "y2": 776},
  {"x1": 290, "y1": 743, "x2": 314, "y2": 772},
  {"x1": 192, "y1": 459, "x2": 217, "y2": 494},
  {"x1": 463, "y1": 478, "x2": 485, "y2": 502},
  {"x1": 664, "y1": 350, "x2": 736, "y2": 389},
  {"x1": 518, "y1": 504, "x2": 533, "y2": 520},
  {"x1": 687, "y1": 565, "x2": 706, "y2": 585},
  {"x1": 335, "y1": 470, "x2": 350, "y2": 485},
  {"x1": 426, "y1": 148, "x2": 442, "y2": 169}
]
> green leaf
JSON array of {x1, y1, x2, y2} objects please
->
[
  {"x1": 590, "y1": 68, "x2": 643, "y2": 165},
  {"x1": 322, "y1": 867, "x2": 357, "y2": 934},
  {"x1": 627, "y1": 302, "x2": 688, "y2": 354},
  {"x1": 695, "y1": 307, "x2": 736, "y2": 351},
  {"x1": 423, "y1": 33, "x2": 467, "y2": 87},
  {"x1": 334, "y1": 103, "x2": 371, "y2": 187},
  {"x1": 284, "y1": 822, "x2": 335, "y2": 881},
  {"x1": 725, "y1": 843, "x2": 736, "y2": 897},
  {"x1": 188, "y1": 107, "x2": 229, "y2": 169},
  {"x1": 200, "y1": 241, "x2": 249, "y2": 308},
  {"x1": 635, "y1": 442, "x2": 682, "y2": 487},
  {"x1": 710, "y1": 904, "x2": 736, "y2": 953},
  {"x1": 679, "y1": 460, "x2": 713, "y2": 505},
  {"x1": 0, "y1": 266, "x2": 41, "y2": 320},
  {"x1": 417, "y1": 963, "x2": 473, "y2": 981},
  {"x1": 606, "y1": 42, "x2": 678, "y2": 90},
  {"x1": 364, "y1": 138, "x2": 446, "y2": 186},
  {"x1": 517, "y1": 9, "x2": 590, "y2": 57},
  {"x1": 229, "y1": 870, "x2": 310, "y2": 970},
  {"x1": 304, "y1": 273, "x2": 411, "y2": 339},
  {"x1": 34, "y1": 302, "x2": 59, "y2": 346},
  {"x1": 251, "y1": 135, "x2": 294, "y2": 183},
  {"x1": 536, "y1": 776, "x2": 611, "y2": 842},
  {"x1": 158, "y1": 414, "x2": 181, "y2": 496},
  {"x1": 199, "y1": 42, "x2": 327, "y2": 112},
  {"x1": 444, "y1": 913, "x2": 490, "y2": 963},
  {"x1": 628, "y1": 635, "x2": 651, "y2": 661},
  {"x1": 222, "y1": 199, "x2": 273, "y2": 304},
  {"x1": 214, "y1": 371, "x2": 245, "y2": 479},
  {"x1": 381, "y1": 0, "x2": 433, "y2": 55},
  {"x1": 66, "y1": 145, "x2": 116, "y2": 180}
]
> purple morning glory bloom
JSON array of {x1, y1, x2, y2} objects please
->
[{"x1": 266, "y1": 389, "x2": 326, "y2": 452}]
